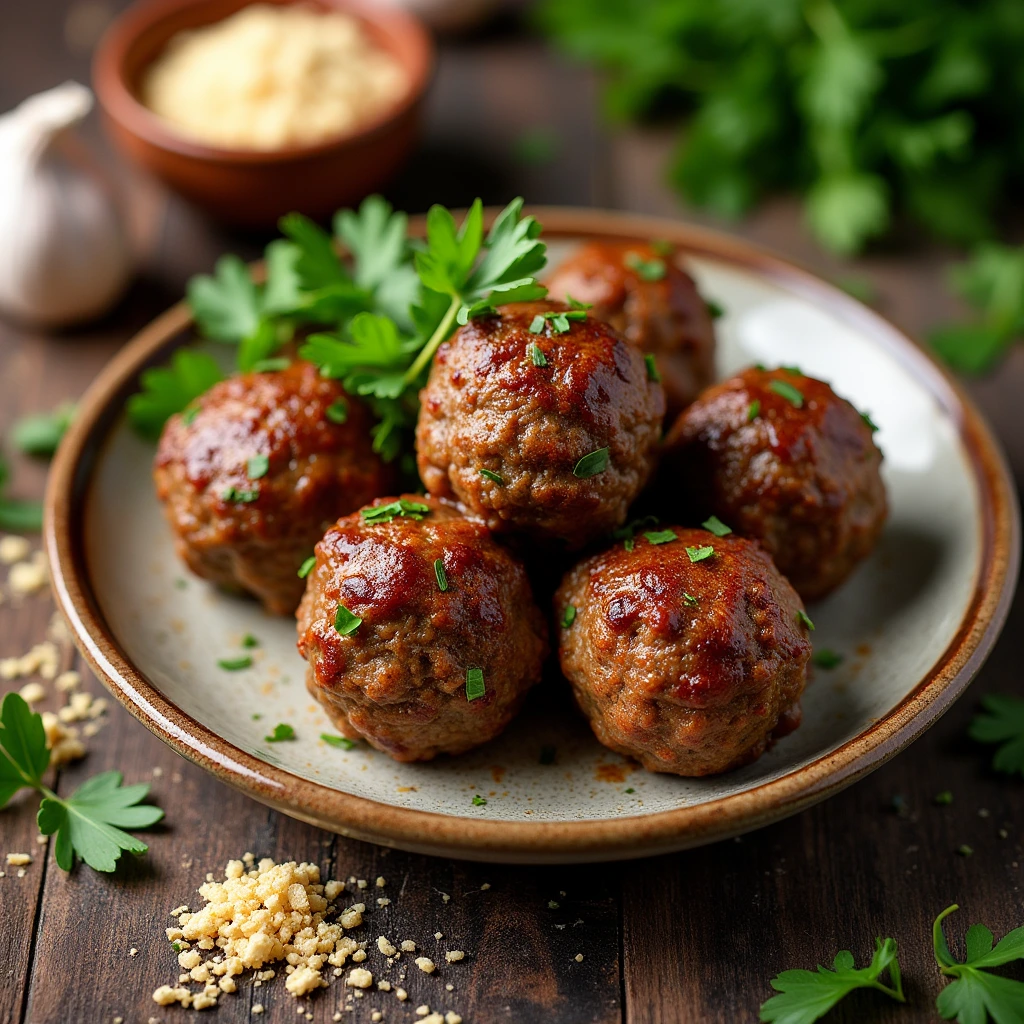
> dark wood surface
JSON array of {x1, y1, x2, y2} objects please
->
[{"x1": 2, "y1": 4, "x2": 1023, "y2": 1023}]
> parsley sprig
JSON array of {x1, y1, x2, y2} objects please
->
[
  {"x1": 760, "y1": 938, "x2": 904, "y2": 1023},
  {"x1": 968, "y1": 694, "x2": 1024, "y2": 776},
  {"x1": 0, "y1": 452, "x2": 43, "y2": 532},
  {"x1": 0, "y1": 693, "x2": 163, "y2": 872}
]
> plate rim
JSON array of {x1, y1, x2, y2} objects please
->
[{"x1": 45, "y1": 207, "x2": 1021, "y2": 863}]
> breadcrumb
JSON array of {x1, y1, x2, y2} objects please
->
[
  {"x1": 0, "y1": 535, "x2": 30, "y2": 564},
  {"x1": 346, "y1": 968, "x2": 373, "y2": 989},
  {"x1": 415, "y1": 957, "x2": 435, "y2": 974},
  {"x1": 6, "y1": 853, "x2": 31, "y2": 866},
  {"x1": 444, "y1": 951, "x2": 464, "y2": 963},
  {"x1": 18, "y1": 681, "x2": 45, "y2": 704},
  {"x1": 41, "y1": 712, "x2": 85, "y2": 765}
]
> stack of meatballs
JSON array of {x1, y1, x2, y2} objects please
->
[{"x1": 154, "y1": 240, "x2": 887, "y2": 777}]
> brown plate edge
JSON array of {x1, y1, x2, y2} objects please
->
[{"x1": 44, "y1": 207, "x2": 1021, "y2": 864}]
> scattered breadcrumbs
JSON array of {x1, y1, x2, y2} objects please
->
[
  {"x1": 415, "y1": 1006, "x2": 430, "y2": 1017},
  {"x1": 8, "y1": 550, "x2": 48, "y2": 595},
  {"x1": 55, "y1": 669, "x2": 80, "y2": 692},
  {"x1": 574, "y1": 953, "x2": 584, "y2": 962},
  {"x1": 6, "y1": 853, "x2": 31, "y2": 866},
  {"x1": 18, "y1": 681, "x2": 45, "y2": 704},
  {"x1": 415, "y1": 957, "x2": 435, "y2": 974},
  {"x1": 400, "y1": 940, "x2": 416, "y2": 952},
  {"x1": 375, "y1": 876, "x2": 386, "y2": 887},
  {"x1": 0, "y1": 535, "x2": 30, "y2": 564},
  {"x1": 40, "y1": 713, "x2": 85, "y2": 766},
  {"x1": 377, "y1": 936, "x2": 397, "y2": 957},
  {"x1": 1, "y1": 640, "x2": 59, "y2": 680},
  {"x1": 444, "y1": 951, "x2": 464, "y2": 963}
]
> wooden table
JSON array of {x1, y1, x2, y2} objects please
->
[{"x1": 2, "y1": 5, "x2": 1023, "y2": 1023}]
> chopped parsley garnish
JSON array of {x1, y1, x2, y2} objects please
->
[
  {"x1": 644, "y1": 529, "x2": 677, "y2": 545},
  {"x1": 624, "y1": 251, "x2": 666, "y2": 281},
  {"x1": 362, "y1": 499, "x2": 430, "y2": 523},
  {"x1": 769, "y1": 379, "x2": 805, "y2": 408},
  {"x1": 645, "y1": 353, "x2": 661, "y2": 382},
  {"x1": 434, "y1": 558, "x2": 449, "y2": 592},
  {"x1": 565, "y1": 294, "x2": 593, "y2": 310},
  {"x1": 760, "y1": 937, "x2": 905, "y2": 1023},
  {"x1": 686, "y1": 545, "x2": 714, "y2": 563},
  {"x1": 861, "y1": 410, "x2": 880, "y2": 433},
  {"x1": 529, "y1": 342, "x2": 548, "y2": 366},
  {"x1": 539, "y1": 745, "x2": 557, "y2": 765},
  {"x1": 241, "y1": 634, "x2": 259, "y2": 649},
  {"x1": 0, "y1": 453, "x2": 42, "y2": 531},
  {"x1": 968, "y1": 694, "x2": 1024, "y2": 776},
  {"x1": 472, "y1": 794, "x2": 487, "y2": 806},
  {"x1": 217, "y1": 656, "x2": 252, "y2": 671},
  {"x1": 251, "y1": 357, "x2": 290, "y2": 373},
  {"x1": 247, "y1": 453, "x2": 269, "y2": 479},
  {"x1": 182, "y1": 406, "x2": 200, "y2": 427},
  {"x1": 321, "y1": 733, "x2": 357, "y2": 750},
  {"x1": 297, "y1": 555, "x2": 316, "y2": 579},
  {"x1": 0, "y1": 692, "x2": 163, "y2": 872},
  {"x1": 573, "y1": 447, "x2": 610, "y2": 478},
  {"x1": 326, "y1": 399, "x2": 349, "y2": 424},
  {"x1": 781, "y1": 364, "x2": 804, "y2": 376},
  {"x1": 682, "y1": 592, "x2": 698, "y2": 607},
  {"x1": 746, "y1": 399, "x2": 760, "y2": 422},
  {"x1": 561, "y1": 605, "x2": 577, "y2": 628},
  {"x1": 812, "y1": 649, "x2": 843, "y2": 669},
  {"x1": 13, "y1": 402, "x2": 75, "y2": 458},
  {"x1": 797, "y1": 609, "x2": 816, "y2": 631},
  {"x1": 650, "y1": 239, "x2": 674, "y2": 257},
  {"x1": 265, "y1": 723, "x2": 295, "y2": 743},
  {"x1": 221, "y1": 485, "x2": 259, "y2": 503},
  {"x1": 702, "y1": 515, "x2": 732, "y2": 537},
  {"x1": 334, "y1": 604, "x2": 362, "y2": 636},
  {"x1": 613, "y1": 515, "x2": 659, "y2": 552},
  {"x1": 466, "y1": 667, "x2": 486, "y2": 701},
  {"x1": 624, "y1": 787, "x2": 635, "y2": 794},
  {"x1": 529, "y1": 309, "x2": 587, "y2": 335},
  {"x1": 127, "y1": 349, "x2": 224, "y2": 440},
  {"x1": 479, "y1": 468, "x2": 504, "y2": 485},
  {"x1": 706, "y1": 299, "x2": 725, "y2": 320}
]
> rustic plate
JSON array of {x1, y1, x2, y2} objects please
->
[{"x1": 45, "y1": 208, "x2": 1020, "y2": 863}]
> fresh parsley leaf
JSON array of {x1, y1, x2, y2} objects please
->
[
  {"x1": 797, "y1": 610, "x2": 816, "y2": 631},
  {"x1": 217, "y1": 656, "x2": 252, "y2": 671},
  {"x1": 479, "y1": 468, "x2": 504, "y2": 485},
  {"x1": 241, "y1": 634, "x2": 259, "y2": 648},
  {"x1": 361, "y1": 499, "x2": 430, "y2": 523},
  {"x1": 706, "y1": 299, "x2": 725, "y2": 320},
  {"x1": 682, "y1": 592, "x2": 698, "y2": 607},
  {"x1": 760, "y1": 938, "x2": 905, "y2": 1024},
  {"x1": 320, "y1": 733, "x2": 357, "y2": 750},
  {"x1": 624, "y1": 251, "x2": 666, "y2": 281},
  {"x1": 861, "y1": 411, "x2": 880, "y2": 433},
  {"x1": 0, "y1": 693, "x2": 162, "y2": 872},
  {"x1": 127, "y1": 349, "x2": 223, "y2": 440},
  {"x1": 613, "y1": 515, "x2": 660, "y2": 552},
  {"x1": 644, "y1": 529, "x2": 677, "y2": 545},
  {"x1": 747, "y1": 399, "x2": 761, "y2": 422},
  {"x1": 326, "y1": 399, "x2": 349, "y2": 424},
  {"x1": 247, "y1": 453, "x2": 269, "y2": 479},
  {"x1": 434, "y1": 558, "x2": 449, "y2": 592},
  {"x1": 297, "y1": 555, "x2": 316, "y2": 579},
  {"x1": 562, "y1": 605, "x2": 577, "y2": 628},
  {"x1": 702, "y1": 515, "x2": 732, "y2": 537},
  {"x1": 645, "y1": 353, "x2": 661, "y2": 382},
  {"x1": 769, "y1": 380, "x2": 805, "y2": 408},
  {"x1": 188, "y1": 255, "x2": 263, "y2": 343},
  {"x1": 812, "y1": 649, "x2": 843, "y2": 669},
  {"x1": 265, "y1": 723, "x2": 295, "y2": 743},
  {"x1": 529, "y1": 342, "x2": 548, "y2": 366},
  {"x1": 574, "y1": 447, "x2": 610, "y2": 478},
  {"x1": 334, "y1": 605, "x2": 362, "y2": 636},
  {"x1": 13, "y1": 403, "x2": 75, "y2": 458},
  {"x1": 250, "y1": 357, "x2": 291, "y2": 373},
  {"x1": 472, "y1": 794, "x2": 487, "y2": 806},
  {"x1": 466, "y1": 667, "x2": 486, "y2": 701},
  {"x1": 221, "y1": 485, "x2": 259, "y2": 504},
  {"x1": 0, "y1": 455, "x2": 43, "y2": 533},
  {"x1": 686, "y1": 545, "x2": 714, "y2": 563},
  {"x1": 933, "y1": 904, "x2": 1024, "y2": 1023},
  {"x1": 969, "y1": 694, "x2": 1024, "y2": 777}
]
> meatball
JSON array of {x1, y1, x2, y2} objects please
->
[
  {"x1": 546, "y1": 240, "x2": 716, "y2": 419},
  {"x1": 296, "y1": 495, "x2": 548, "y2": 762},
  {"x1": 416, "y1": 300, "x2": 665, "y2": 549},
  {"x1": 154, "y1": 361, "x2": 391, "y2": 615},
  {"x1": 661, "y1": 366, "x2": 887, "y2": 600},
  {"x1": 555, "y1": 528, "x2": 811, "y2": 776}
]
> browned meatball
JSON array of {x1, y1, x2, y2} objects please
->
[
  {"x1": 154, "y1": 361, "x2": 392, "y2": 615},
  {"x1": 416, "y1": 301, "x2": 665, "y2": 549},
  {"x1": 296, "y1": 495, "x2": 548, "y2": 761},
  {"x1": 556, "y1": 528, "x2": 811, "y2": 776},
  {"x1": 661, "y1": 366, "x2": 887, "y2": 600},
  {"x1": 546, "y1": 240, "x2": 716, "y2": 419}
]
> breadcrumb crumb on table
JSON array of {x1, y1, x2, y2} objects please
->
[
  {"x1": 414, "y1": 957, "x2": 435, "y2": 974},
  {"x1": 444, "y1": 950, "x2": 465, "y2": 963},
  {"x1": 40, "y1": 712, "x2": 85, "y2": 765},
  {"x1": 574, "y1": 953, "x2": 584, "y2": 962},
  {"x1": 9, "y1": 552, "x2": 48, "y2": 595},
  {"x1": 18, "y1": 681, "x2": 45, "y2": 704},
  {"x1": 346, "y1": 967, "x2": 373, "y2": 989},
  {"x1": 0, "y1": 535, "x2": 30, "y2": 564},
  {"x1": 6, "y1": 853, "x2": 31, "y2": 866},
  {"x1": 445, "y1": 1013, "x2": 463, "y2": 1024}
]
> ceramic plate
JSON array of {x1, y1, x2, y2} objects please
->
[{"x1": 46, "y1": 208, "x2": 1020, "y2": 863}]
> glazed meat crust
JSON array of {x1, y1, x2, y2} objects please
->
[
  {"x1": 296, "y1": 495, "x2": 549, "y2": 762},
  {"x1": 416, "y1": 300, "x2": 665, "y2": 549},
  {"x1": 555, "y1": 529, "x2": 811, "y2": 776},
  {"x1": 662, "y1": 367, "x2": 887, "y2": 601},
  {"x1": 154, "y1": 361, "x2": 391, "y2": 615},
  {"x1": 546, "y1": 240, "x2": 716, "y2": 419}
]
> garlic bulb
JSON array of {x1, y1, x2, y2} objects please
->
[{"x1": 0, "y1": 82, "x2": 131, "y2": 328}]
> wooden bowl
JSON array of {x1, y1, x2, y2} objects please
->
[{"x1": 92, "y1": 0, "x2": 433, "y2": 227}]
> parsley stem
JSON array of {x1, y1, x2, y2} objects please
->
[{"x1": 403, "y1": 296, "x2": 462, "y2": 386}]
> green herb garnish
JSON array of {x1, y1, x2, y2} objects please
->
[
  {"x1": 529, "y1": 342, "x2": 548, "y2": 366},
  {"x1": 298, "y1": 556, "x2": 316, "y2": 579},
  {"x1": 241, "y1": 634, "x2": 259, "y2": 649},
  {"x1": 561, "y1": 605, "x2": 577, "y2": 628},
  {"x1": 686, "y1": 545, "x2": 714, "y2": 563},
  {"x1": 13, "y1": 403, "x2": 76, "y2": 458},
  {"x1": 472, "y1": 794, "x2": 487, "y2": 806},
  {"x1": 861, "y1": 411, "x2": 880, "y2": 433},
  {"x1": 746, "y1": 400, "x2": 760, "y2": 422},
  {"x1": 334, "y1": 605, "x2": 362, "y2": 636},
  {"x1": 969, "y1": 694, "x2": 1024, "y2": 776},
  {"x1": 0, "y1": 692, "x2": 163, "y2": 872},
  {"x1": 265, "y1": 723, "x2": 295, "y2": 743},
  {"x1": 217, "y1": 656, "x2": 252, "y2": 671},
  {"x1": 247, "y1": 454, "x2": 269, "y2": 479},
  {"x1": 702, "y1": 516, "x2": 732, "y2": 537},
  {"x1": 797, "y1": 610, "x2": 816, "y2": 631},
  {"x1": 624, "y1": 252, "x2": 666, "y2": 281},
  {"x1": 434, "y1": 558, "x2": 449, "y2": 592},
  {"x1": 0, "y1": 454, "x2": 43, "y2": 532},
  {"x1": 769, "y1": 380, "x2": 805, "y2": 408},
  {"x1": 644, "y1": 529, "x2": 677, "y2": 545},
  {"x1": 466, "y1": 668, "x2": 486, "y2": 701},
  {"x1": 812, "y1": 649, "x2": 843, "y2": 669},
  {"x1": 127, "y1": 350, "x2": 224, "y2": 440},
  {"x1": 760, "y1": 937, "x2": 905, "y2": 1023},
  {"x1": 479, "y1": 468, "x2": 504, "y2": 485},
  {"x1": 326, "y1": 399, "x2": 349, "y2": 424},
  {"x1": 612, "y1": 515, "x2": 659, "y2": 552},
  {"x1": 321, "y1": 734, "x2": 357, "y2": 750},
  {"x1": 361, "y1": 499, "x2": 430, "y2": 523},
  {"x1": 644, "y1": 353, "x2": 661, "y2": 382},
  {"x1": 682, "y1": 592, "x2": 698, "y2": 607},
  {"x1": 706, "y1": 300, "x2": 724, "y2": 320},
  {"x1": 573, "y1": 447, "x2": 610, "y2": 478},
  {"x1": 250, "y1": 357, "x2": 291, "y2": 373},
  {"x1": 529, "y1": 309, "x2": 586, "y2": 335},
  {"x1": 221, "y1": 485, "x2": 259, "y2": 503}
]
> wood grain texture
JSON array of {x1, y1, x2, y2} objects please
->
[{"x1": 1, "y1": 2, "x2": 1023, "y2": 1023}]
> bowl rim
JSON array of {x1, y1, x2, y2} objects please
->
[
  {"x1": 44, "y1": 207, "x2": 1021, "y2": 863},
  {"x1": 91, "y1": 0, "x2": 434, "y2": 165}
]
